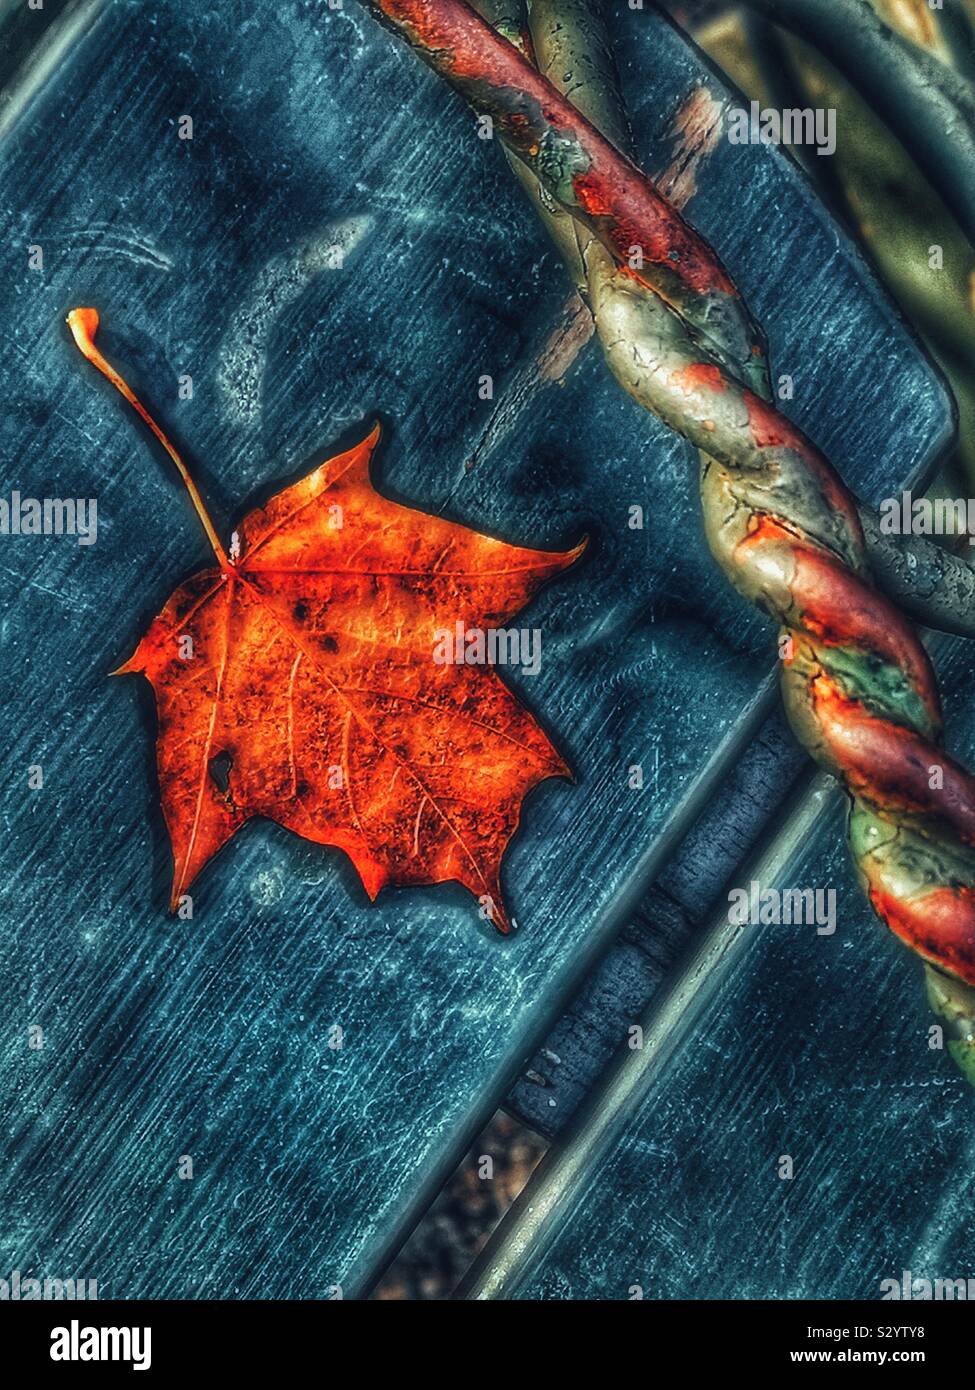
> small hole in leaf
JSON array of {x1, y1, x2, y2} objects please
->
[{"x1": 209, "y1": 750, "x2": 232, "y2": 793}]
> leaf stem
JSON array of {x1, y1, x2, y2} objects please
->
[{"x1": 67, "y1": 307, "x2": 232, "y2": 571}]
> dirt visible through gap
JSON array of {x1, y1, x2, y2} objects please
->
[{"x1": 372, "y1": 1112, "x2": 547, "y2": 1300}]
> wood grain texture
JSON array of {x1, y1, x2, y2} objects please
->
[{"x1": 0, "y1": 0, "x2": 952, "y2": 1297}]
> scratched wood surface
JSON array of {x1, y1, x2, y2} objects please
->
[{"x1": 0, "y1": 0, "x2": 953, "y2": 1297}]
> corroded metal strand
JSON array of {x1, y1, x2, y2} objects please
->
[{"x1": 364, "y1": 0, "x2": 770, "y2": 397}]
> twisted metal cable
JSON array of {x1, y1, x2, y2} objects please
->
[
  {"x1": 359, "y1": 0, "x2": 975, "y2": 1081},
  {"x1": 484, "y1": 0, "x2": 975, "y2": 643}
]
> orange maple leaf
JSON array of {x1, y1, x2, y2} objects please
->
[{"x1": 68, "y1": 308, "x2": 584, "y2": 931}]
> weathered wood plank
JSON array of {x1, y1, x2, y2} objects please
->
[{"x1": 0, "y1": 0, "x2": 952, "y2": 1297}]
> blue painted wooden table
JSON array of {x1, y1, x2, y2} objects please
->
[{"x1": 0, "y1": 0, "x2": 955, "y2": 1297}]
